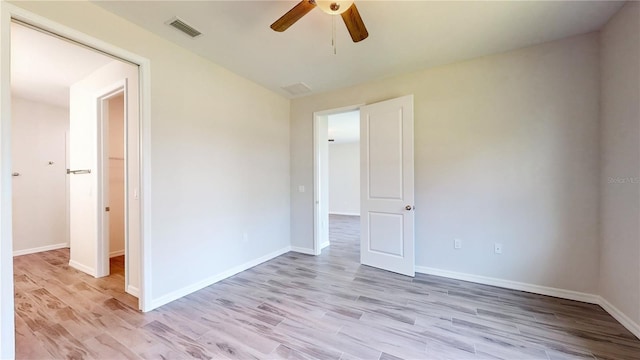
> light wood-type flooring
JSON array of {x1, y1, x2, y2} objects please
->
[{"x1": 14, "y1": 215, "x2": 640, "y2": 359}]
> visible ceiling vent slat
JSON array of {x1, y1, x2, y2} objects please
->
[
  {"x1": 166, "y1": 17, "x2": 202, "y2": 38},
  {"x1": 281, "y1": 82, "x2": 312, "y2": 96}
]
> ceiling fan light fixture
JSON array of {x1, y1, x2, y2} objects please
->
[{"x1": 316, "y1": 0, "x2": 354, "y2": 15}]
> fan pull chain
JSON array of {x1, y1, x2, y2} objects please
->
[{"x1": 332, "y1": 15, "x2": 337, "y2": 55}]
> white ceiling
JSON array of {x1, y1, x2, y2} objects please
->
[
  {"x1": 328, "y1": 110, "x2": 359, "y2": 144},
  {"x1": 93, "y1": 0, "x2": 624, "y2": 98},
  {"x1": 11, "y1": 22, "x2": 114, "y2": 108}
]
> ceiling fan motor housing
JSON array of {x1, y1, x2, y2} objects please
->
[
  {"x1": 317, "y1": 0, "x2": 354, "y2": 15},
  {"x1": 271, "y1": 0, "x2": 368, "y2": 43}
]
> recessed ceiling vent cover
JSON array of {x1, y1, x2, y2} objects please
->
[
  {"x1": 166, "y1": 17, "x2": 202, "y2": 38},
  {"x1": 282, "y1": 82, "x2": 312, "y2": 96}
]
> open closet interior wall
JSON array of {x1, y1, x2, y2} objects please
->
[{"x1": 107, "y1": 93, "x2": 125, "y2": 259}]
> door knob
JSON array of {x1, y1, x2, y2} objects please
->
[{"x1": 405, "y1": 205, "x2": 414, "y2": 211}]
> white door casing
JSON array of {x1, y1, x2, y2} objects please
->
[
  {"x1": 97, "y1": 83, "x2": 126, "y2": 278},
  {"x1": 313, "y1": 104, "x2": 362, "y2": 255},
  {"x1": 0, "y1": 5, "x2": 14, "y2": 358},
  {"x1": 360, "y1": 95, "x2": 415, "y2": 277},
  {"x1": 313, "y1": 114, "x2": 329, "y2": 255}
]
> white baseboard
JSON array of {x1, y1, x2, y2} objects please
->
[
  {"x1": 415, "y1": 266, "x2": 600, "y2": 304},
  {"x1": 290, "y1": 246, "x2": 316, "y2": 255},
  {"x1": 13, "y1": 243, "x2": 68, "y2": 257},
  {"x1": 320, "y1": 241, "x2": 330, "y2": 250},
  {"x1": 149, "y1": 246, "x2": 291, "y2": 310},
  {"x1": 598, "y1": 296, "x2": 640, "y2": 339},
  {"x1": 329, "y1": 212, "x2": 360, "y2": 216},
  {"x1": 68, "y1": 260, "x2": 96, "y2": 277},
  {"x1": 127, "y1": 285, "x2": 140, "y2": 298},
  {"x1": 109, "y1": 250, "x2": 125, "y2": 258}
]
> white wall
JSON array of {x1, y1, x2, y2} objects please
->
[
  {"x1": 292, "y1": 33, "x2": 601, "y2": 294},
  {"x1": 599, "y1": 2, "x2": 640, "y2": 329},
  {"x1": 108, "y1": 94, "x2": 125, "y2": 258},
  {"x1": 11, "y1": 96, "x2": 68, "y2": 254},
  {"x1": 7, "y1": 0, "x2": 291, "y2": 307},
  {"x1": 315, "y1": 115, "x2": 329, "y2": 251},
  {"x1": 329, "y1": 142, "x2": 359, "y2": 215}
]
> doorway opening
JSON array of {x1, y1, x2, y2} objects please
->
[
  {"x1": 314, "y1": 96, "x2": 416, "y2": 277},
  {"x1": 10, "y1": 20, "x2": 140, "y2": 309},
  {"x1": 102, "y1": 91, "x2": 127, "y2": 286},
  {"x1": 2, "y1": 7, "x2": 152, "y2": 355},
  {"x1": 313, "y1": 106, "x2": 361, "y2": 257}
]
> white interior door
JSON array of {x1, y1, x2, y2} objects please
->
[
  {"x1": 68, "y1": 89, "x2": 99, "y2": 276},
  {"x1": 360, "y1": 95, "x2": 415, "y2": 276}
]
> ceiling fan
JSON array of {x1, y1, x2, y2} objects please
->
[{"x1": 270, "y1": 0, "x2": 369, "y2": 43}]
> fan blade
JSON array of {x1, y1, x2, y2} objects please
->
[
  {"x1": 341, "y1": 3, "x2": 368, "y2": 42},
  {"x1": 271, "y1": 0, "x2": 317, "y2": 32}
]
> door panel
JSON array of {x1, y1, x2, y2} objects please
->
[
  {"x1": 68, "y1": 82, "x2": 99, "y2": 275},
  {"x1": 368, "y1": 212, "x2": 404, "y2": 256},
  {"x1": 360, "y1": 95, "x2": 414, "y2": 277},
  {"x1": 368, "y1": 111, "x2": 403, "y2": 199}
]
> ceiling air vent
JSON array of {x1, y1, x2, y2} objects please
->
[
  {"x1": 281, "y1": 82, "x2": 312, "y2": 96},
  {"x1": 166, "y1": 17, "x2": 202, "y2": 38}
]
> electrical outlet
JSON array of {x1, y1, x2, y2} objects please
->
[
  {"x1": 454, "y1": 238, "x2": 462, "y2": 249},
  {"x1": 242, "y1": 232, "x2": 249, "y2": 243},
  {"x1": 494, "y1": 243, "x2": 503, "y2": 254}
]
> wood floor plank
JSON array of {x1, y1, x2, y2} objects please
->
[
  {"x1": 34, "y1": 322, "x2": 91, "y2": 359},
  {"x1": 14, "y1": 311, "x2": 55, "y2": 359},
  {"x1": 141, "y1": 320, "x2": 215, "y2": 359},
  {"x1": 200, "y1": 317, "x2": 281, "y2": 356},
  {"x1": 84, "y1": 333, "x2": 142, "y2": 360},
  {"x1": 272, "y1": 344, "x2": 316, "y2": 360},
  {"x1": 276, "y1": 318, "x2": 381, "y2": 360},
  {"x1": 13, "y1": 215, "x2": 640, "y2": 359}
]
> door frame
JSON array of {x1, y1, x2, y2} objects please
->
[
  {"x1": 1, "y1": 3, "x2": 153, "y2": 357},
  {"x1": 96, "y1": 82, "x2": 126, "y2": 280},
  {"x1": 313, "y1": 104, "x2": 363, "y2": 256}
]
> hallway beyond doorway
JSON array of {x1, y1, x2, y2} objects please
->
[{"x1": 325, "y1": 214, "x2": 360, "y2": 262}]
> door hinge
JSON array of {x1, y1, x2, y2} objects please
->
[{"x1": 105, "y1": 207, "x2": 110, "y2": 212}]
